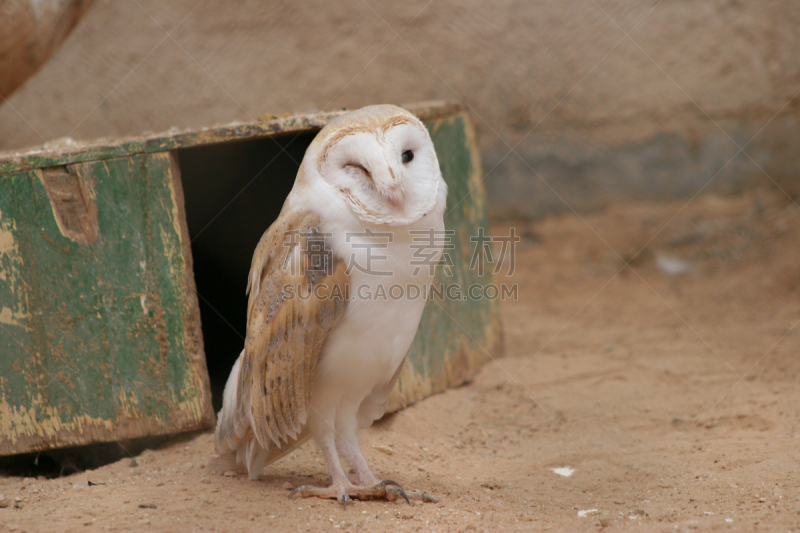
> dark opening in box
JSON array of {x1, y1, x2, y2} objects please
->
[{"x1": 177, "y1": 132, "x2": 316, "y2": 411}]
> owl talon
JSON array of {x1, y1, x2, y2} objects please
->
[
  {"x1": 379, "y1": 480, "x2": 409, "y2": 504},
  {"x1": 386, "y1": 485, "x2": 410, "y2": 504},
  {"x1": 288, "y1": 485, "x2": 313, "y2": 499},
  {"x1": 287, "y1": 479, "x2": 433, "y2": 506}
]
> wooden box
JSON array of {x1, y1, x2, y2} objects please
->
[{"x1": 0, "y1": 101, "x2": 502, "y2": 457}]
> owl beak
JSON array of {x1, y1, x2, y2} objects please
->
[
  {"x1": 380, "y1": 165, "x2": 405, "y2": 210},
  {"x1": 387, "y1": 192, "x2": 405, "y2": 210}
]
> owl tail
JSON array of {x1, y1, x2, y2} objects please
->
[
  {"x1": 211, "y1": 351, "x2": 310, "y2": 479},
  {"x1": 214, "y1": 352, "x2": 244, "y2": 452},
  {"x1": 212, "y1": 352, "x2": 261, "y2": 477}
]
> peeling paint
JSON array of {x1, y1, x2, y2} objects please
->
[
  {"x1": 0, "y1": 224, "x2": 15, "y2": 256},
  {"x1": 0, "y1": 387, "x2": 210, "y2": 453},
  {"x1": 0, "y1": 392, "x2": 114, "y2": 448},
  {"x1": 0, "y1": 214, "x2": 15, "y2": 283},
  {"x1": 0, "y1": 209, "x2": 27, "y2": 324},
  {"x1": 167, "y1": 155, "x2": 185, "y2": 248},
  {"x1": 0, "y1": 306, "x2": 21, "y2": 326}
]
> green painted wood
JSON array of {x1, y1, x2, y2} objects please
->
[
  {"x1": 0, "y1": 152, "x2": 214, "y2": 456},
  {"x1": 389, "y1": 112, "x2": 503, "y2": 411}
]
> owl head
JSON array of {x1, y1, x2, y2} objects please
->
[{"x1": 295, "y1": 105, "x2": 444, "y2": 227}]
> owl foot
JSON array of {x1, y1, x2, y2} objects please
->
[{"x1": 289, "y1": 479, "x2": 436, "y2": 507}]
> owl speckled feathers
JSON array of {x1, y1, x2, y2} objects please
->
[{"x1": 214, "y1": 105, "x2": 446, "y2": 505}]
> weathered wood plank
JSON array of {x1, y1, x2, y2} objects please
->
[
  {"x1": 0, "y1": 101, "x2": 464, "y2": 175},
  {"x1": 0, "y1": 152, "x2": 214, "y2": 456}
]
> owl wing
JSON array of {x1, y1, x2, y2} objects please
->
[{"x1": 217, "y1": 209, "x2": 350, "y2": 453}]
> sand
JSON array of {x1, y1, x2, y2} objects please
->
[{"x1": 1, "y1": 187, "x2": 799, "y2": 532}]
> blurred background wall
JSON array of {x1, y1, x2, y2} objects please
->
[{"x1": 1, "y1": 0, "x2": 799, "y2": 218}]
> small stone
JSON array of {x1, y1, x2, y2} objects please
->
[
  {"x1": 139, "y1": 450, "x2": 156, "y2": 464},
  {"x1": 372, "y1": 445, "x2": 393, "y2": 456},
  {"x1": 200, "y1": 478, "x2": 211, "y2": 484},
  {"x1": 0, "y1": 495, "x2": 8, "y2": 508},
  {"x1": 282, "y1": 482, "x2": 293, "y2": 490},
  {"x1": 13, "y1": 500, "x2": 23, "y2": 510},
  {"x1": 129, "y1": 459, "x2": 139, "y2": 468},
  {"x1": 223, "y1": 470, "x2": 236, "y2": 477}
]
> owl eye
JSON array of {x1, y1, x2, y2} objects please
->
[{"x1": 402, "y1": 150, "x2": 414, "y2": 164}]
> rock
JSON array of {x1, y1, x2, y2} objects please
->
[
  {"x1": 223, "y1": 470, "x2": 236, "y2": 477},
  {"x1": 138, "y1": 450, "x2": 156, "y2": 464},
  {"x1": 372, "y1": 445, "x2": 393, "y2": 456},
  {"x1": 0, "y1": 494, "x2": 7, "y2": 508}
]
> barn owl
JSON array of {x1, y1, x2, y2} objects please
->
[{"x1": 214, "y1": 105, "x2": 447, "y2": 506}]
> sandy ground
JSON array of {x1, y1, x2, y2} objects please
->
[{"x1": 1, "y1": 187, "x2": 799, "y2": 532}]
